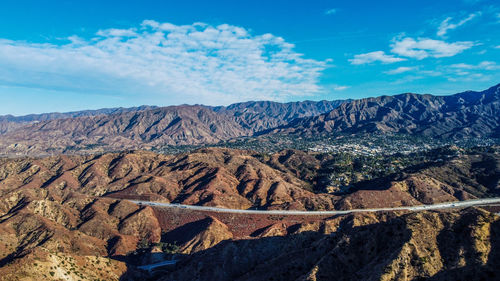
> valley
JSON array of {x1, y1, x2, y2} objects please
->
[
  {"x1": 0, "y1": 83, "x2": 499, "y2": 280},
  {"x1": 0, "y1": 142, "x2": 498, "y2": 280},
  {"x1": 2, "y1": 1, "x2": 500, "y2": 279}
]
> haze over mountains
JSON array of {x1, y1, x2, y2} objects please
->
[{"x1": 1, "y1": 84, "x2": 499, "y2": 156}]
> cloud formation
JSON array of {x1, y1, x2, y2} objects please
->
[
  {"x1": 450, "y1": 61, "x2": 499, "y2": 70},
  {"x1": 333, "y1": 85, "x2": 349, "y2": 91},
  {"x1": 385, "y1": 66, "x2": 415, "y2": 75},
  {"x1": 349, "y1": 51, "x2": 406, "y2": 65},
  {"x1": 0, "y1": 20, "x2": 329, "y2": 105},
  {"x1": 391, "y1": 37, "x2": 474, "y2": 59},
  {"x1": 437, "y1": 13, "x2": 480, "y2": 37},
  {"x1": 350, "y1": 35, "x2": 474, "y2": 65}
]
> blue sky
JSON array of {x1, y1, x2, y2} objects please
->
[{"x1": 0, "y1": 0, "x2": 499, "y2": 115}]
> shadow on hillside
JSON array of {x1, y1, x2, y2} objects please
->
[
  {"x1": 425, "y1": 214, "x2": 500, "y2": 281},
  {"x1": 116, "y1": 217, "x2": 217, "y2": 280},
  {"x1": 0, "y1": 223, "x2": 53, "y2": 268},
  {"x1": 117, "y1": 210, "x2": 500, "y2": 281},
  {"x1": 117, "y1": 215, "x2": 413, "y2": 281},
  {"x1": 344, "y1": 160, "x2": 451, "y2": 195},
  {"x1": 161, "y1": 217, "x2": 213, "y2": 245},
  {"x1": 113, "y1": 248, "x2": 187, "y2": 280},
  {"x1": 348, "y1": 152, "x2": 500, "y2": 198}
]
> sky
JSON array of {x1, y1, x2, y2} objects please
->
[{"x1": 0, "y1": 0, "x2": 500, "y2": 115}]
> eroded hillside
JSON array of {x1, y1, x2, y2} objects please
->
[
  {"x1": 0, "y1": 147, "x2": 499, "y2": 280},
  {"x1": 1, "y1": 147, "x2": 499, "y2": 212}
]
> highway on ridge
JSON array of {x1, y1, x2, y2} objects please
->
[
  {"x1": 128, "y1": 197, "x2": 500, "y2": 216},
  {"x1": 130, "y1": 197, "x2": 500, "y2": 271}
]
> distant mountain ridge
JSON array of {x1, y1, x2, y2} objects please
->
[
  {"x1": 0, "y1": 105, "x2": 158, "y2": 134},
  {"x1": 0, "y1": 105, "x2": 157, "y2": 122},
  {"x1": 0, "y1": 100, "x2": 347, "y2": 155},
  {"x1": 0, "y1": 84, "x2": 499, "y2": 156},
  {"x1": 213, "y1": 100, "x2": 347, "y2": 132},
  {"x1": 265, "y1": 83, "x2": 500, "y2": 139}
]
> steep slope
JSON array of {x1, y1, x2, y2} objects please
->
[
  {"x1": 161, "y1": 208, "x2": 500, "y2": 281},
  {"x1": 0, "y1": 100, "x2": 345, "y2": 156},
  {"x1": 0, "y1": 195, "x2": 160, "y2": 280},
  {"x1": 0, "y1": 148, "x2": 498, "y2": 213},
  {"x1": 214, "y1": 100, "x2": 346, "y2": 132},
  {"x1": 0, "y1": 105, "x2": 157, "y2": 134},
  {"x1": 328, "y1": 149, "x2": 499, "y2": 209},
  {"x1": 0, "y1": 148, "x2": 499, "y2": 280},
  {"x1": 0, "y1": 149, "x2": 333, "y2": 211},
  {"x1": 162, "y1": 216, "x2": 233, "y2": 254},
  {"x1": 267, "y1": 83, "x2": 500, "y2": 139},
  {"x1": 0, "y1": 106, "x2": 249, "y2": 155}
]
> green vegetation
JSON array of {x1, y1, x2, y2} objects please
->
[
  {"x1": 263, "y1": 143, "x2": 497, "y2": 194},
  {"x1": 154, "y1": 132, "x2": 499, "y2": 155},
  {"x1": 137, "y1": 238, "x2": 151, "y2": 249},
  {"x1": 152, "y1": 134, "x2": 499, "y2": 195},
  {"x1": 157, "y1": 242, "x2": 180, "y2": 254},
  {"x1": 309, "y1": 146, "x2": 461, "y2": 193}
]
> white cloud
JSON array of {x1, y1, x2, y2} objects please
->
[
  {"x1": 325, "y1": 9, "x2": 337, "y2": 15},
  {"x1": 437, "y1": 12, "x2": 480, "y2": 37},
  {"x1": 390, "y1": 37, "x2": 474, "y2": 59},
  {"x1": 349, "y1": 51, "x2": 405, "y2": 65},
  {"x1": 445, "y1": 61, "x2": 498, "y2": 82},
  {"x1": 333, "y1": 85, "x2": 349, "y2": 91},
  {"x1": 0, "y1": 20, "x2": 329, "y2": 105},
  {"x1": 450, "y1": 61, "x2": 500, "y2": 70},
  {"x1": 447, "y1": 72, "x2": 490, "y2": 82},
  {"x1": 385, "y1": 66, "x2": 415, "y2": 75},
  {"x1": 496, "y1": 45, "x2": 500, "y2": 49},
  {"x1": 418, "y1": 70, "x2": 442, "y2": 76},
  {"x1": 450, "y1": 63, "x2": 473, "y2": 69}
]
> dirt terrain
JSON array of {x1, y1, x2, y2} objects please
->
[{"x1": 0, "y1": 147, "x2": 499, "y2": 280}]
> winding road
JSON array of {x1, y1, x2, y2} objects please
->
[
  {"x1": 130, "y1": 197, "x2": 500, "y2": 271},
  {"x1": 129, "y1": 197, "x2": 500, "y2": 215}
]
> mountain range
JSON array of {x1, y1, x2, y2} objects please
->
[
  {"x1": 1, "y1": 84, "x2": 500, "y2": 280},
  {"x1": 0, "y1": 100, "x2": 346, "y2": 156},
  {"x1": 268, "y1": 84, "x2": 500, "y2": 139},
  {"x1": 0, "y1": 84, "x2": 499, "y2": 156}
]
